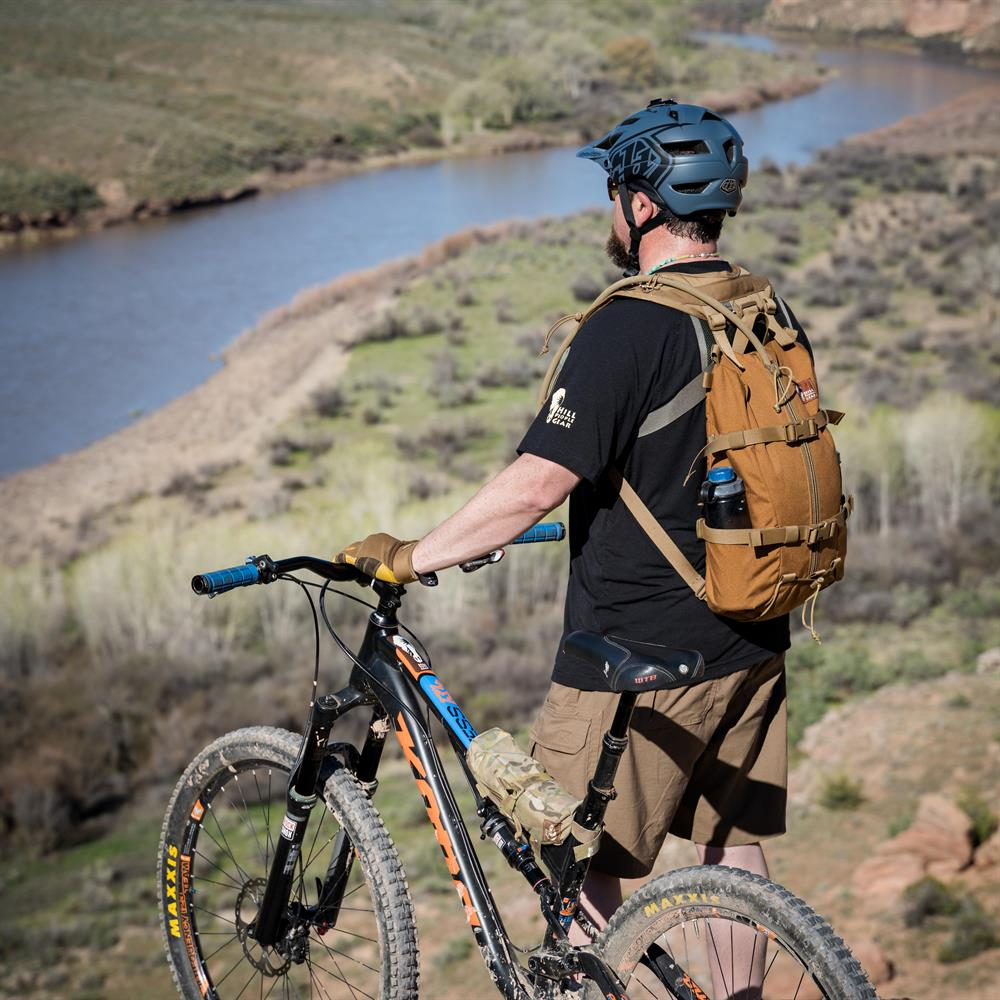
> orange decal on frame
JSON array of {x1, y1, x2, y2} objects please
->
[{"x1": 394, "y1": 713, "x2": 481, "y2": 927}]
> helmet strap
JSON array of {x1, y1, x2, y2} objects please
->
[{"x1": 618, "y1": 182, "x2": 665, "y2": 277}]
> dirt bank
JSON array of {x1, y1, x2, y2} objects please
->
[{"x1": 0, "y1": 221, "x2": 532, "y2": 566}]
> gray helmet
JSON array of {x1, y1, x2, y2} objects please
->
[{"x1": 577, "y1": 97, "x2": 748, "y2": 218}]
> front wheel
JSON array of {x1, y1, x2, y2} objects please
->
[
  {"x1": 157, "y1": 726, "x2": 419, "y2": 999},
  {"x1": 593, "y1": 865, "x2": 877, "y2": 1000}
]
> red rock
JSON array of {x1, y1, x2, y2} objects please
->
[
  {"x1": 890, "y1": 794, "x2": 973, "y2": 871},
  {"x1": 852, "y1": 852, "x2": 925, "y2": 901}
]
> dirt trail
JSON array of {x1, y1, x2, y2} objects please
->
[{"x1": 0, "y1": 221, "x2": 527, "y2": 565}]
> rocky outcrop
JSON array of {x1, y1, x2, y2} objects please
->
[
  {"x1": 852, "y1": 794, "x2": 974, "y2": 905},
  {"x1": 766, "y1": 0, "x2": 1000, "y2": 54}
]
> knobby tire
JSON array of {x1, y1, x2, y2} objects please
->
[{"x1": 157, "y1": 726, "x2": 419, "y2": 999}]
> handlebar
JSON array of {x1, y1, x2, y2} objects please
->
[{"x1": 190, "y1": 522, "x2": 566, "y2": 597}]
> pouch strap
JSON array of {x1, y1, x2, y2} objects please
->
[
  {"x1": 571, "y1": 822, "x2": 602, "y2": 861},
  {"x1": 703, "y1": 408, "x2": 844, "y2": 457},
  {"x1": 611, "y1": 468, "x2": 707, "y2": 600},
  {"x1": 696, "y1": 501, "x2": 851, "y2": 548}
]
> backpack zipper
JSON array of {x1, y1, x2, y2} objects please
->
[{"x1": 777, "y1": 372, "x2": 821, "y2": 577}]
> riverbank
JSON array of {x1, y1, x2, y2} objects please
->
[
  {"x1": 3, "y1": 81, "x2": 998, "y2": 567},
  {"x1": 0, "y1": 72, "x2": 825, "y2": 253}
]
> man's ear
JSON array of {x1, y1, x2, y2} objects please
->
[{"x1": 631, "y1": 190, "x2": 657, "y2": 225}]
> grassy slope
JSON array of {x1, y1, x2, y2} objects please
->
[
  {"x1": 0, "y1": 0, "x2": 823, "y2": 218},
  {"x1": 2, "y1": 92, "x2": 999, "y2": 997}
]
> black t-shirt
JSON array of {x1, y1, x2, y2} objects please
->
[{"x1": 519, "y1": 261, "x2": 792, "y2": 691}]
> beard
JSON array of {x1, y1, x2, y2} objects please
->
[{"x1": 605, "y1": 227, "x2": 633, "y2": 272}]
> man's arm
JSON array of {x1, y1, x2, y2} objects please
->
[{"x1": 411, "y1": 453, "x2": 580, "y2": 575}]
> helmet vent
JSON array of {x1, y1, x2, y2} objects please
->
[
  {"x1": 673, "y1": 181, "x2": 709, "y2": 194},
  {"x1": 595, "y1": 131, "x2": 621, "y2": 150},
  {"x1": 621, "y1": 117, "x2": 640, "y2": 125},
  {"x1": 662, "y1": 139, "x2": 709, "y2": 156},
  {"x1": 701, "y1": 111, "x2": 722, "y2": 122},
  {"x1": 723, "y1": 138, "x2": 736, "y2": 163}
]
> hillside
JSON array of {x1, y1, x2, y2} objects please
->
[
  {"x1": 0, "y1": 0, "x2": 823, "y2": 240},
  {"x1": 1, "y1": 85, "x2": 998, "y2": 998},
  {"x1": 765, "y1": 0, "x2": 1000, "y2": 55}
]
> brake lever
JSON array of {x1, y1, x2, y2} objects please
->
[{"x1": 459, "y1": 549, "x2": 505, "y2": 573}]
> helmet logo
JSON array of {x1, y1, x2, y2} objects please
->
[{"x1": 720, "y1": 178, "x2": 739, "y2": 193}]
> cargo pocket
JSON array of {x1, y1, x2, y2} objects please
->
[{"x1": 528, "y1": 712, "x2": 591, "y2": 801}]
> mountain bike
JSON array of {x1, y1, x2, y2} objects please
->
[{"x1": 158, "y1": 523, "x2": 877, "y2": 999}]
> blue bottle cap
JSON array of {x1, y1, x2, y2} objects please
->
[{"x1": 707, "y1": 466, "x2": 736, "y2": 483}]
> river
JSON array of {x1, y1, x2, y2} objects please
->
[{"x1": 1, "y1": 35, "x2": 994, "y2": 477}]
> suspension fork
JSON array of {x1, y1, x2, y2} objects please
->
[
  {"x1": 313, "y1": 705, "x2": 391, "y2": 927},
  {"x1": 253, "y1": 686, "x2": 373, "y2": 949}
]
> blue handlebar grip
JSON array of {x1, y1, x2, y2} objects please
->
[
  {"x1": 192, "y1": 562, "x2": 260, "y2": 596},
  {"x1": 510, "y1": 522, "x2": 566, "y2": 545}
]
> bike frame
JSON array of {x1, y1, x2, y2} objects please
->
[{"x1": 252, "y1": 575, "x2": 631, "y2": 1000}]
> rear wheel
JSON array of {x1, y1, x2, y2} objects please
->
[
  {"x1": 157, "y1": 726, "x2": 418, "y2": 999},
  {"x1": 593, "y1": 865, "x2": 877, "y2": 1000}
]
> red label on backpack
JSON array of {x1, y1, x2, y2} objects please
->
[{"x1": 797, "y1": 378, "x2": 818, "y2": 402}]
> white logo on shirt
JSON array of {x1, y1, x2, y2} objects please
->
[{"x1": 546, "y1": 387, "x2": 576, "y2": 429}]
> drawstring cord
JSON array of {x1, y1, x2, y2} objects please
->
[
  {"x1": 539, "y1": 312, "x2": 582, "y2": 357},
  {"x1": 771, "y1": 364, "x2": 797, "y2": 412},
  {"x1": 801, "y1": 579, "x2": 823, "y2": 644}
]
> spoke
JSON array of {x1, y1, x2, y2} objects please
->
[
  {"x1": 707, "y1": 921, "x2": 731, "y2": 999},
  {"x1": 213, "y1": 947, "x2": 252, "y2": 990},
  {"x1": 233, "y1": 965, "x2": 263, "y2": 1000},
  {"x1": 263, "y1": 976, "x2": 280, "y2": 999},
  {"x1": 195, "y1": 846, "x2": 244, "y2": 890},
  {"x1": 232, "y1": 771, "x2": 268, "y2": 868},
  {"x1": 197, "y1": 872, "x2": 248, "y2": 893},
  {"x1": 304, "y1": 826, "x2": 341, "y2": 874},
  {"x1": 730, "y1": 921, "x2": 734, "y2": 997},
  {"x1": 193, "y1": 903, "x2": 238, "y2": 927},
  {"x1": 792, "y1": 967, "x2": 806, "y2": 999},
  {"x1": 304, "y1": 806, "x2": 330, "y2": 873},
  {"x1": 307, "y1": 958, "x2": 374, "y2": 1000},
  {"x1": 761, "y1": 944, "x2": 781, "y2": 983},
  {"x1": 308, "y1": 963, "x2": 337, "y2": 1000},
  {"x1": 314, "y1": 934, "x2": 381, "y2": 975},
  {"x1": 322, "y1": 926, "x2": 379, "y2": 946},
  {"x1": 203, "y1": 931, "x2": 240, "y2": 963},
  {"x1": 207, "y1": 802, "x2": 254, "y2": 885},
  {"x1": 747, "y1": 930, "x2": 759, "y2": 997}
]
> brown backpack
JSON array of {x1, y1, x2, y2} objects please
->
[{"x1": 537, "y1": 266, "x2": 851, "y2": 640}]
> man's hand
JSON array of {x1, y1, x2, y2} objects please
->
[{"x1": 334, "y1": 532, "x2": 419, "y2": 584}]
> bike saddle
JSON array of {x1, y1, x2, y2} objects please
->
[{"x1": 562, "y1": 631, "x2": 705, "y2": 692}]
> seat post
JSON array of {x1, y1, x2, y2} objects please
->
[{"x1": 574, "y1": 692, "x2": 638, "y2": 830}]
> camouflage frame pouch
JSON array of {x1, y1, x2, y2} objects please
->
[{"x1": 467, "y1": 728, "x2": 580, "y2": 845}]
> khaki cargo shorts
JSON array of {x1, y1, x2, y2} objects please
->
[{"x1": 528, "y1": 653, "x2": 787, "y2": 879}]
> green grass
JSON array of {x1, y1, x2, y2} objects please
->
[{"x1": 0, "y1": 0, "x2": 823, "y2": 218}]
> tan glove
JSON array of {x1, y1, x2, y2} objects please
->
[{"x1": 333, "y1": 532, "x2": 419, "y2": 584}]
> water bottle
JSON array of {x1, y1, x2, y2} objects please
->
[{"x1": 700, "y1": 466, "x2": 751, "y2": 530}]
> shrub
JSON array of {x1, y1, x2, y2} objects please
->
[
  {"x1": 902, "y1": 877, "x2": 959, "y2": 928},
  {"x1": 312, "y1": 385, "x2": 348, "y2": 418},
  {"x1": 957, "y1": 787, "x2": 999, "y2": 848},
  {"x1": 570, "y1": 273, "x2": 604, "y2": 302},
  {"x1": 817, "y1": 771, "x2": 864, "y2": 811},
  {"x1": 938, "y1": 899, "x2": 998, "y2": 963}
]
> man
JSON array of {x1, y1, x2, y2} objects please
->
[{"x1": 335, "y1": 100, "x2": 792, "y2": 966}]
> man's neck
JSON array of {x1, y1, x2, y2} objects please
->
[{"x1": 638, "y1": 235, "x2": 719, "y2": 274}]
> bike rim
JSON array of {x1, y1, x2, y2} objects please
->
[
  {"x1": 175, "y1": 759, "x2": 384, "y2": 999},
  {"x1": 621, "y1": 906, "x2": 831, "y2": 1000}
]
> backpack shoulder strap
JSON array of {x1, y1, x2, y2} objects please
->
[
  {"x1": 636, "y1": 316, "x2": 710, "y2": 438},
  {"x1": 536, "y1": 273, "x2": 653, "y2": 410}
]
